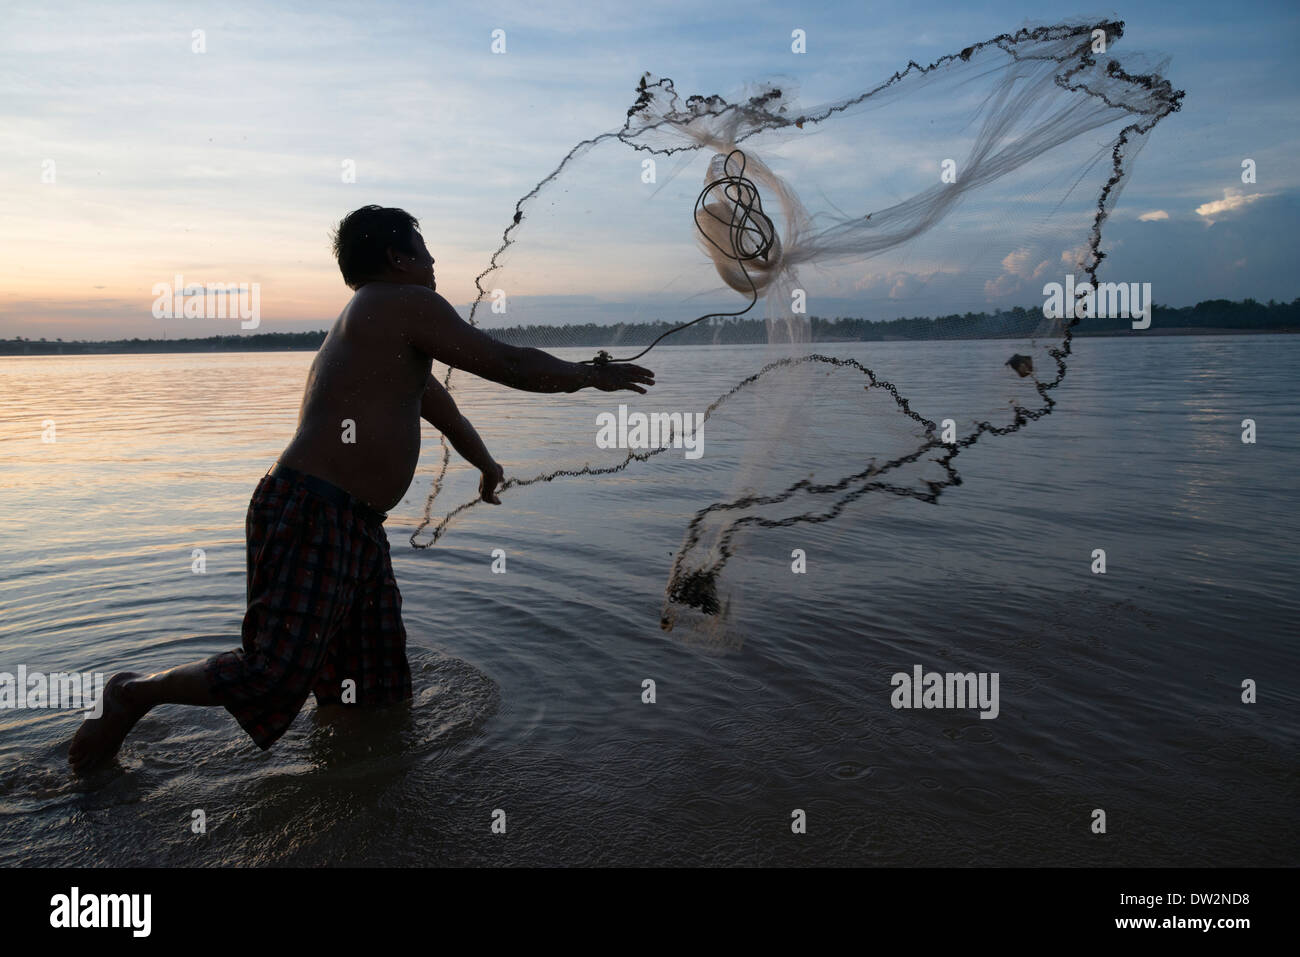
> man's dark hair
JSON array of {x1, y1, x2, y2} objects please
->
[{"x1": 331, "y1": 206, "x2": 422, "y2": 289}]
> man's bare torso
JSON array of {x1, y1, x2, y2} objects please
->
[{"x1": 277, "y1": 285, "x2": 430, "y2": 513}]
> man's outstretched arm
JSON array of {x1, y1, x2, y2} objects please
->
[
  {"x1": 398, "y1": 287, "x2": 654, "y2": 394},
  {"x1": 420, "y1": 374, "x2": 504, "y2": 504}
]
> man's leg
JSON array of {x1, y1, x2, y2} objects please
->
[
  {"x1": 310, "y1": 524, "x2": 412, "y2": 709},
  {"x1": 69, "y1": 472, "x2": 362, "y2": 772},
  {"x1": 68, "y1": 658, "x2": 222, "y2": 772},
  {"x1": 68, "y1": 472, "x2": 273, "y2": 773}
]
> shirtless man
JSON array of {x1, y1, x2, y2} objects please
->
[{"x1": 68, "y1": 205, "x2": 654, "y2": 772}]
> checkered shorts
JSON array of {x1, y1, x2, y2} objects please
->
[{"x1": 205, "y1": 470, "x2": 413, "y2": 749}]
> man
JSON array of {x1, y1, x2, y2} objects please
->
[{"x1": 69, "y1": 205, "x2": 654, "y2": 772}]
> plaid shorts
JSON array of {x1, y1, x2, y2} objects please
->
[{"x1": 205, "y1": 468, "x2": 413, "y2": 749}]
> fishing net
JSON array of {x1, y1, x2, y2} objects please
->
[{"x1": 410, "y1": 20, "x2": 1183, "y2": 637}]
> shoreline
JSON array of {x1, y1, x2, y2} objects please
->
[{"x1": 0, "y1": 326, "x2": 1295, "y2": 357}]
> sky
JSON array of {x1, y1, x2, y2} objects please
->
[{"x1": 1, "y1": 0, "x2": 1297, "y2": 340}]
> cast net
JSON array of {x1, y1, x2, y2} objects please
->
[{"x1": 409, "y1": 20, "x2": 1183, "y2": 639}]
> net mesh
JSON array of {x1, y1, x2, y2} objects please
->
[{"x1": 410, "y1": 19, "x2": 1183, "y2": 637}]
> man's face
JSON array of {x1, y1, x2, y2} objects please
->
[
  {"x1": 414, "y1": 232, "x2": 436, "y2": 291},
  {"x1": 392, "y1": 229, "x2": 436, "y2": 290}
]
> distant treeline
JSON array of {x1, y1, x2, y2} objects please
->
[
  {"x1": 496, "y1": 298, "x2": 1300, "y2": 346},
  {"x1": 0, "y1": 331, "x2": 330, "y2": 355},
  {"x1": 3, "y1": 297, "x2": 1296, "y2": 355}
]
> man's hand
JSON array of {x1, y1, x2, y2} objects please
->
[
  {"x1": 587, "y1": 362, "x2": 656, "y2": 395},
  {"x1": 479, "y1": 460, "x2": 505, "y2": 505}
]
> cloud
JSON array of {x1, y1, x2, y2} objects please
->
[
  {"x1": 1138, "y1": 210, "x2": 1169, "y2": 221},
  {"x1": 983, "y1": 273, "x2": 1019, "y2": 298},
  {"x1": 1195, "y1": 187, "x2": 1266, "y2": 224},
  {"x1": 1061, "y1": 243, "x2": 1092, "y2": 272},
  {"x1": 1099, "y1": 188, "x2": 1299, "y2": 306},
  {"x1": 998, "y1": 248, "x2": 1051, "y2": 280},
  {"x1": 852, "y1": 269, "x2": 939, "y2": 298},
  {"x1": 982, "y1": 247, "x2": 1052, "y2": 299},
  {"x1": 1000, "y1": 248, "x2": 1031, "y2": 277},
  {"x1": 888, "y1": 274, "x2": 926, "y2": 299}
]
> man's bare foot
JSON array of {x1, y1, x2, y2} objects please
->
[{"x1": 68, "y1": 672, "x2": 147, "y2": 773}]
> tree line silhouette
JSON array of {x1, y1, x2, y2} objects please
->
[{"x1": 2, "y1": 297, "x2": 1295, "y2": 355}]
